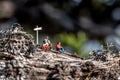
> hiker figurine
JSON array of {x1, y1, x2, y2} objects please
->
[
  {"x1": 56, "y1": 42, "x2": 64, "y2": 53},
  {"x1": 42, "y1": 36, "x2": 52, "y2": 51}
]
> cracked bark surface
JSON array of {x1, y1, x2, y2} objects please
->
[{"x1": 0, "y1": 24, "x2": 120, "y2": 80}]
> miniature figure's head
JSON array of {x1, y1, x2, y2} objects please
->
[
  {"x1": 44, "y1": 39, "x2": 47, "y2": 43},
  {"x1": 46, "y1": 36, "x2": 49, "y2": 39},
  {"x1": 57, "y1": 42, "x2": 61, "y2": 45}
]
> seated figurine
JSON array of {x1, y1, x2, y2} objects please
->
[
  {"x1": 56, "y1": 42, "x2": 64, "y2": 53},
  {"x1": 42, "y1": 36, "x2": 52, "y2": 51}
]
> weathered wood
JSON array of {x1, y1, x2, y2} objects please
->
[{"x1": 0, "y1": 24, "x2": 120, "y2": 80}]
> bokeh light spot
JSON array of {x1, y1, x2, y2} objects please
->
[
  {"x1": 115, "y1": 24, "x2": 120, "y2": 36},
  {"x1": 99, "y1": 0, "x2": 115, "y2": 6},
  {"x1": 72, "y1": 0, "x2": 82, "y2": 6},
  {"x1": 112, "y1": 8, "x2": 120, "y2": 21}
]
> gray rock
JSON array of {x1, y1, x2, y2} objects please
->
[
  {"x1": 0, "y1": 75, "x2": 5, "y2": 80},
  {"x1": 0, "y1": 62, "x2": 6, "y2": 70},
  {"x1": 7, "y1": 63, "x2": 13, "y2": 70},
  {"x1": 11, "y1": 60, "x2": 17, "y2": 67}
]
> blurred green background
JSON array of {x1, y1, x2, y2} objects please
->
[{"x1": 0, "y1": 0, "x2": 120, "y2": 57}]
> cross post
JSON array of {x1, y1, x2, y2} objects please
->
[{"x1": 34, "y1": 25, "x2": 42, "y2": 44}]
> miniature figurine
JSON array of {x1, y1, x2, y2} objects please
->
[
  {"x1": 56, "y1": 42, "x2": 64, "y2": 53},
  {"x1": 42, "y1": 36, "x2": 52, "y2": 51}
]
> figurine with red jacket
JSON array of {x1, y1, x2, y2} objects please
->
[{"x1": 56, "y1": 42, "x2": 64, "y2": 53}]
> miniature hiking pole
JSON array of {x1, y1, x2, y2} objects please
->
[{"x1": 34, "y1": 25, "x2": 42, "y2": 44}]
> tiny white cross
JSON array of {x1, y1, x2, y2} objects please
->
[{"x1": 34, "y1": 25, "x2": 42, "y2": 44}]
